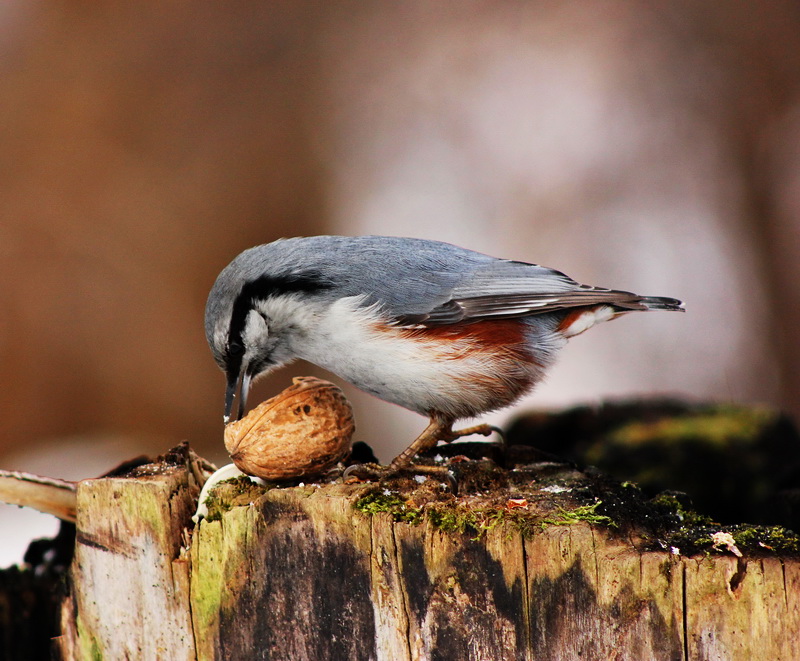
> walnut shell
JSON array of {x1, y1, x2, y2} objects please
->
[{"x1": 224, "y1": 376, "x2": 355, "y2": 480}]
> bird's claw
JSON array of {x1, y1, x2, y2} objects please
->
[
  {"x1": 342, "y1": 463, "x2": 384, "y2": 483},
  {"x1": 342, "y1": 462, "x2": 458, "y2": 495}
]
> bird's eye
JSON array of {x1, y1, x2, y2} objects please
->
[{"x1": 227, "y1": 341, "x2": 244, "y2": 357}]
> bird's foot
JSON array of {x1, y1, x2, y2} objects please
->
[
  {"x1": 342, "y1": 462, "x2": 458, "y2": 494},
  {"x1": 342, "y1": 418, "x2": 505, "y2": 494},
  {"x1": 442, "y1": 423, "x2": 506, "y2": 445},
  {"x1": 341, "y1": 462, "x2": 384, "y2": 483}
]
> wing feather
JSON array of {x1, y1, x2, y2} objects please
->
[
  {"x1": 395, "y1": 287, "x2": 683, "y2": 327},
  {"x1": 260, "y1": 237, "x2": 683, "y2": 326}
]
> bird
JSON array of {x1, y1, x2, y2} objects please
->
[{"x1": 205, "y1": 235, "x2": 683, "y2": 471}]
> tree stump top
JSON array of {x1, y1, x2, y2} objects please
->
[{"x1": 4, "y1": 401, "x2": 800, "y2": 660}]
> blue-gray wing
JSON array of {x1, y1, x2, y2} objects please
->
[
  {"x1": 249, "y1": 236, "x2": 683, "y2": 326},
  {"x1": 390, "y1": 257, "x2": 683, "y2": 326}
]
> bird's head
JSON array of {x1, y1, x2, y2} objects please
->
[{"x1": 205, "y1": 244, "x2": 335, "y2": 423}]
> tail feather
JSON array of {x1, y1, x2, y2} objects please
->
[
  {"x1": 559, "y1": 294, "x2": 684, "y2": 338},
  {"x1": 634, "y1": 295, "x2": 685, "y2": 312}
]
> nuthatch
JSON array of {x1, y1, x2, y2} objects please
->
[{"x1": 205, "y1": 236, "x2": 683, "y2": 470}]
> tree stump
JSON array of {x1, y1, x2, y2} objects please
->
[{"x1": 43, "y1": 440, "x2": 800, "y2": 661}]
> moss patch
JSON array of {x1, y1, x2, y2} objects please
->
[
  {"x1": 353, "y1": 492, "x2": 423, "y2": 525},
  {"x1": 202, "y1": 476, "x2": 271, "y2": 523},
  {"x1": 353, "y1": 494, "x2": 547, "y2": 540},
  {"x1": 350, "y1": 457, "x2": 800, "y2": 557},
  {"x1": 540, "y1": 501, "x2": 617, "y2": 529},
  {"x1": 646, "y1": 491, "x2": 800, "y2": 555},
  {"x1": 352, "y1": 462, "x2": 621, "y2": 541}
]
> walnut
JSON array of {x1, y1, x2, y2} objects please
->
[{"x1": 223, "y1": 376, "x2": 355, "y2": 480}]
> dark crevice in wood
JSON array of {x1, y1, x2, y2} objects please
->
[
  {"x1": 729, "y1": 558, "x2": 748, "y2": 594},
  {"x1": 682, "y1": 562, "x2": 689, "y2": 661}
]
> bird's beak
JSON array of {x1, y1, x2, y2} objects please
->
[{"x1": 224, "y1": 364, "x2": 253, "y2": 424}]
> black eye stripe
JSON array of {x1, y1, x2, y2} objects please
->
[{"x1": 224, "y1": 271, "x2": 333, "y2": 373}]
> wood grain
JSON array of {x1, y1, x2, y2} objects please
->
[{"x1": 52, "y1": 452, "x2": 800, "y2": 660}]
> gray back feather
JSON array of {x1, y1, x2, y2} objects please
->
[{"x1": 209, "y1": 235, "x2": 682, "y2": 330}]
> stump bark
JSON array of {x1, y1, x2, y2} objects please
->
[{"x1": 45, "y1": 443, "x2": 800, "y2": 661}]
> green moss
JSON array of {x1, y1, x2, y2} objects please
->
[
  {"x1": 355, "y1": 491, "x2": 617, "y2": 541},
  {"x1": 540, "y1": 501, "x2": 617, "y2": 529},
  {"x1": 202, "y1": 493, "x2": 228, "y2": 523},
  {"x1": 608, "y1": 405, "x2": 776, "y2": 447},
  {"x1": 423, "y1": 506, "x2": 498, "y2": 539},
  {"x1": 649, "y1": 492, "x2": 715, "y2": 527},
  {"x1": 203, "y1": 476, "x2": 270, "y2": 523},
  {"x1": 427, "y1": 501, "x2": 617, "y2": 540},
  {"x1": 666, "y1": 525, "x2": 800, "y2": 557},
  {"x1": 647, "y1": 492, "x2": 800, "y2": 556},
  {"x1": 648, "y1": 492, "x2": 718, "y2": 554},
  {"x1": 354, "y1": 492, "x2": 424, "y2": 525},
  {"x1": 355, "y1": 492, "x2": 509, "y2": 538},
  {"x1": 728, "y1": 525, "x2": 800, "y2": 554},
  {"x1": 426, "y1": 506, "x2": 474, "y2": 534},
  {"x1": 666, "y1": 528, "x2": 715, "y2": 554},
  {"x1": 355, "y1": 493, "x2": 522, "y2": 539}
]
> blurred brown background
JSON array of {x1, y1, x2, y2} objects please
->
[{"x1": 2, "y1": 2, "x2": 800, "y2": 562}]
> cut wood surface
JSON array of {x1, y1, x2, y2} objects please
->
[
  {"x1": 56, "y1": 449, "x2": 201, "y2": 660},
  {"x1": 45, "y1": 442, "x2": 800, "y2": 661},
  {"x1": 0, "y1": 470, "x2": 76, "y2": 522}
]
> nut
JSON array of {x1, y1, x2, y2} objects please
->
[{"x1": 224, "y1": 376, "x2": 355, "y2": 480}]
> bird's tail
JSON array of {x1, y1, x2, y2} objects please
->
[{"x1": 635, "y1": 295, "x2": 685, "y2": 312}]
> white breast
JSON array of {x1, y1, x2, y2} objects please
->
[{"x1": 287, "y1": 296, "x2": 543, "y2": 417}]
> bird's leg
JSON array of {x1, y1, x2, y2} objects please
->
[
  {"x1": 388, "y1": 415, "x2": 454, "y2": 472},
  {"x1": 389, "y1": 416, "x2": 504, "y2": 471},
  {"x1": 342, "y1": 416, "x2": 504, "y2": 487},
  {"x1": 340, "y1": 416, "x2": 452, "y2": 484}
]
